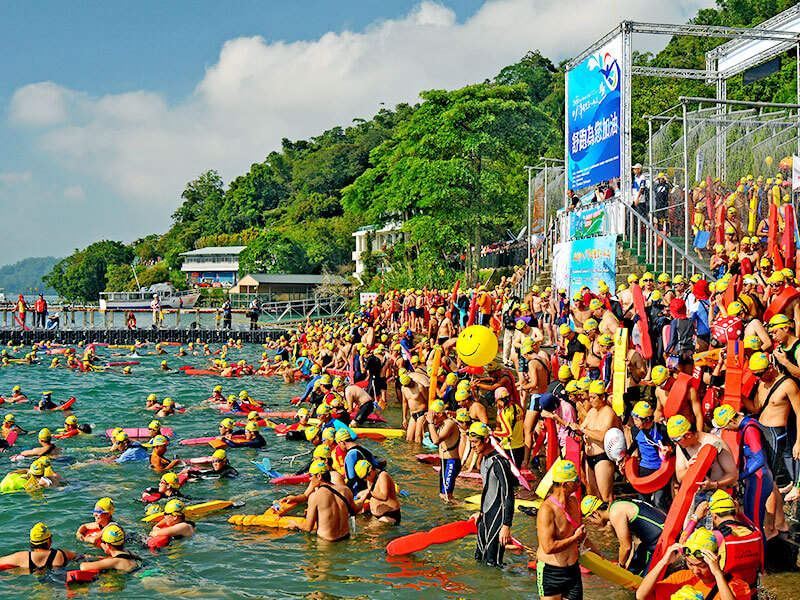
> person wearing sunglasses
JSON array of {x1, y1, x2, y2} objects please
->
[
  {"x1": 667, "y1": 415, "x2": 738, "y2": 528},
  {"x1": 640, "y1": 272, "x2": 656, "y2": 297},
  {"x1": 636, "y1": 528, "x2": 750, "y2": 600}
]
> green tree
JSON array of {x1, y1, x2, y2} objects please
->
[
  {"x1": 238, "y1": 229, "x2": 310, "y2": 275},
  {"x1": 343, "y1": 83, "x2": 549, "y2": 280},
  {"x1": 45, "y1": 241, "x2": 134, "y2": 302}
]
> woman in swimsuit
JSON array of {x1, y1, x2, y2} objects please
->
[{"x1": 0, "y1": 523, "x2": 77, "y2": 572}]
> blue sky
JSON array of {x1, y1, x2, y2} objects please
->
[{"x1": 0, "y1": 0, "x2": 711, "y2": 266}]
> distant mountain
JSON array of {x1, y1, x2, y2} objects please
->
[{"x1": 0, "y1": 257, "x2": 60, "y2": 296}]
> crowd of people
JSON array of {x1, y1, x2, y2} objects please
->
[{"x1": 0, "y1": 257, "x2": 798, "y2": 599}]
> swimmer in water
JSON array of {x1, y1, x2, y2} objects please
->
[
  {"x1": 149, "y1": 499, "x2": 195, "y2": 540},
  {"x1": 286, "y1": 460, "x2": 357, "y2": 542},
  {"x1": 76, "y1": 497, "x2": 118, "y2": 545},
  {"x1": 156, "y1": 398, "x2": 177, "y2": 418},
  {"x1": 7, "y1": 385, "x2": 28, "y2": 403},
  {"x1": 78, "y1": 525, "x2": 141, "y2": 573},
  {"x1": 353, "y1": 459, "x2": 401, "y2": 524},
  {"x1": 145, "y1": 435, "x2": 180, "y2": 473},
  {"x1": 0, "y1": 523, "x2": 77, "y2": 572},
  {"x1": 20, "y1": 428, "x2": 60, "y2": 458}
]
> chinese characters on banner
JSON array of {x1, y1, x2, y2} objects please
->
[
  {"x1": 552, "y1": 235, "x2": 617, "y2": 299},
  {"x1": 567, "y1": 35, "x2": 623, "y2": 191}
]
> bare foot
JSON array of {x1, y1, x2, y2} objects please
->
[
  {"x1": 780, "y1": 483, "x2": 794, "y2": 495},
  {"x1": 785, "y1": 488, "x2": 800, "y2": 502}
]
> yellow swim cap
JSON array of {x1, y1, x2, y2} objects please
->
[
  {"x1": 30, "y1": 522, "x2": 51, "y2": 544},
  {"x1": 399, "y1": 373, "x2": 412, "y2": 386},
  {"x1": 708, "y1": 489, "x2": 736, "y2": 514},
  {"x1": 115, "y1": 431, "x2": 129, "y2": 443},
  {"x1": 598, "y1": 334, "x2": 614, "y2": 347},
  {"x1": 65, "y1": 415, "x2": 78, "y2": 426},
  {"x1": 580, "y1": 495, "x2": 603, "y2": 517},
  {"x1": 558, "y1": 324, "x2": 572, "y2": 336},
  {"x1": 163, "y1": 398, "x2": 174, "y2": 407},
  {"x1": 588, "y1": 299, "x2": 603, "y2": 311},
  {"x1": 146, "y1": 435, "x2": 169, "y2": 447},
  {"x1": 727, "y1": 301, "x2": 743, "y2": 316},
  {"x1": 305, "y1": 426, "x2": 321, "y2": 441},
  {"x1": 309, "y1": 459, "x2": 329, "y2": 475},
  {"x1": 632, "y1": 401, "x2": 654, "y2": 419},
  {"x1": 743, "y1": 336, "x2": 761, "y2": 351},
  {"x1": 148, "y1": 420, "x2": 161, "y2": 431},
  {"x1": 315, "y1": 404, "x2": 331, "y2": 416},
  {"x1": 565, "y1": 381, "x2": 578, "y2": 394},
  {"x1": 220, "y1": 418, "x2": 235, "y2": 430},
  {"x1": 247, "y1": 411, "x2": 260, "y2": 421},
  {"x1": 455, "y1": 408, "x2": 470, "y2": 422},
  {"x1": 245, "y1": 422, "x2": 259, "y2": 432},
  {"x1": 468, "y1": 422, "x2": 490, "y2": 438},
  {"x1": 588, "y1": 380, "x2": 606, "y2": 395},
  {"x1": 651, "y1": 365, "x2": 669, "y2": 385},
  {"x1": 552, "y1": 459, "x2": 580, "y2": 483},
  {"x1": 321, "y1": 428, "x2": 335, "y2": 441},
  {"x1": 161, "y1": 472, "x2": 180, "y2": 488},
  {"x1": 164, "y1": 499, "x2": 185, "y2": 515},
  {"x1": 334, "y1": 428, "x2": 352, "y2": 443},
  {"x1": 712, "y1": 404, "x2": 736, "y2": 429},
  {"x1": 583, "y1": 318, "x2": 598, "y2": 332},
  {"x1": 28, "y1": 462, "x2": 44, "y2": 477},
  {"x1": 430, "y1": 400, "x2": 446, "y2": 413},
  {"x1": 768, "y1": 314, "x2": 791, "y2": 330},
  {"x1": 354, "y1": 459, "x2": 373, "y2": 479},
  {"x1": 227, "y1": 395, "x2": 237, "y2": 404},
  {"x1": 94, "y1": 497, "x2": 115, "y2": 514},
  {"x1": 239, "y1": 390, "x2": 248, "y2": 399},
  {"x1": 213, "y1": 385, "x2": 222, "y2": 393},
  {"x1": 671, "y1": 585, "x2": 704, "y2": 600},
  {"x1": 3, "y1": 413, "x2": 14, "y2": 424},
  {"x1": 313, "y1": 444, "x2": 332, "y2": 459},
  {"x1": 684, "y1": 527, "x2": 718, "y2": 555},
  {"x1": 38, "y1": 428, "x2": 51, "y2": 441},
  {"x1": 666, "y1": 415, "x2": 691, "y2": 439},
  {"x1": 748, "y1": 352, "x2": 769, "y2": 372},
  {"x1": 557, "y1": 365, "x2": 572, "y2": 380},
  {"x1": 212, "y1": 449, "x2": 227, "y2": 461}
]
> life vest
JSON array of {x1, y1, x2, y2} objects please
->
[{"x1": 715, "y1": 520, "x2": 762, "y2": 587}]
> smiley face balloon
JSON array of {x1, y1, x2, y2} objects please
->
[{"x1": 456, "y1": 325, "x2": 498, "y2": 367}]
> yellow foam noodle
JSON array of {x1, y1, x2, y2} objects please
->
[
  {"x1": 612, "y1": 328, "x2": 628, "y2": 418},
  {"x1": 228, "y1": 513, "x2": 310, "y2": 529},
  {"x1": 464, "y1": 494, "x2": 541, "y2": 513},
  {"x1": 142, "y1": 500, "x2": 233, "y2": 523},
  {"x1": 570, "y1": 352, "x2": 583, "y2": 380},
  {"x1": 535, "y1": 462, "x2": 557, "y2": 498},
  {"x1": 428, "y1": 347, "x2": 442, "y2": 410},
  {"x1": 578, "y1": 551, "x2": 643, "y2": 590},
  {"x1": 350, "y1": 427, "x2": 405, "y2": 438}
]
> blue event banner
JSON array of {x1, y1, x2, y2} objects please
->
[
  {"x1": 552, "y1": 235, "x2": 617, "y2": 299},
  {"x1": 567, "y1": 35, "x2": 622, "y2": 191}
]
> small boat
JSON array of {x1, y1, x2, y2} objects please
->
[{"x1": 99, "y1": 284, "x2": 200, "y2": 310}]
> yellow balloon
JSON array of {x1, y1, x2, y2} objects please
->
[
  {"x1": 456, "y1": 325, "x2": 498, "y2": 367},
  {"x1": 765, "y1": 156, "x2": 774, "y2": 166}
]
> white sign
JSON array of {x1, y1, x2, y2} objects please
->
[
  {"x1": 359, "y1": 292, "x2": 378, "y2": 305},
  {"x1": 793, "y1": 155, "x2": 800, "y2": 191}
]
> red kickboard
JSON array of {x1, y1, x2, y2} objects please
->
[
  {"x1": 763, "y1": 287, "x2": 800, "y2": 323},
  {"x1": 178, "y1": 437, "x2": 217, "y2": 446},
  {"x1": 53, "y1": 429, "x2": 81, "y2": 440},
  {"x1": 37, "y1": 397, "x2": 76, "y2": 411},
  {"x1": 784, "y1": 204, "x2": 796, "y2": 271},
  {"x1": 722, "y1": 274, "x2": 741, "y2": 308},
  {"x1": 631, "y1": 284, "x2": 653, "y2": 359},
  {"x1": 3, "y1": 431, "x2": 18, "y2": 448},
  {"x1": 564, "y1": 434, "x2": 582, "y2": 503},
  {"x1": 269, "y1": 473, "x2": 311, "y2": 485},
  {"x1": 183, "y1": 369, "x2": 221, "y2": 376},
  {"x1": 66, "y1": 569, "x2": 99, "y2": 584},
  {"x1": 545, "y1": 418, "x2": 558, "y2": 470},
  {"x1": 147, "y1": 535, "x2": 170, "y2": 549},
  {"x1": 624, "y1": 455, "x2": 676, "y2": 494},
  {"x1": 386, "y1": 518, "x2": 477, "y2": 556},
  {"x1": 663, "y1": 373, "x2": 693, "y2": 419},
  {"x1": 648, "y1": 444, "x2": 717, "y2": 570}
]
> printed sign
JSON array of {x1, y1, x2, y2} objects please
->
[{"x1": 552, "y1": 235, "x2": 617, "y2": 298}]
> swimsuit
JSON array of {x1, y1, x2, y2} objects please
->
[
  {"x1": 27, "y1": 548, "x2": 65, "y2": 571},
  {"x1": 586, "y1": 451, "x2": 612, "y2": 469},
  {"x1": 439, "y1": 457, "x2": 462, "y2": 496},
  {"x1": 475, "y1": 451, "x2": 515, "y2": 567},
  {"x1": 537, "y1": 496, "x2": 583, "y2": 599}
]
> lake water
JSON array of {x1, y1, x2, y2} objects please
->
[{"x1": 0, "y1": 344, "x2": 796, "y2": 599}]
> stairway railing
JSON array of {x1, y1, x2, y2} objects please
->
[{"x1": 624, "y1": 203, "x2": 714, "y2": 280}]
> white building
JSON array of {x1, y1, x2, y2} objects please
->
[
  {"x1": 179, "y1": 246, "x2": 246, "y2": 287},
  {"x1": 351, "y1": 222, "x2": 404, "y2": 275}
]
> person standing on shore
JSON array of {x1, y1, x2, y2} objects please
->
[
  {"x1": 221, "y1": 298, "x2": 232, "y2": 330},
  {"x1": 15, "y1": 295, "x2": 29, "y2": 329},
  {"x1": 151, "y1": 293, "x2": 162, "y2": 329},
  {"x1": 34, "y1": 294, "x2": 47, "y2": 328},
  {"x1": 248, "y1": 296, "x2": 260, "y2": 330},
  {"x1": 468, "y1": 422, "x2": 514, "y2": 567}
]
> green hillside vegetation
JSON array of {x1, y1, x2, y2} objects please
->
[
  {"x1": 43, "y1": 0, "x2": 799, "y2": 302},
  {"x1": 0, "y1": 257, "x2": 59, "y2": 296}
]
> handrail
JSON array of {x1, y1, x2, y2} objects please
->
[{"x1": 624, "y1": 201, "x2": 714, "y2": 280}]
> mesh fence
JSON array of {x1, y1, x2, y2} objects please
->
[
  {"x1": 531, "y1": 165, "x2": 565, "y2": 235},
  {"x1": 647, "y1": 103, "x2": 800, "y2": 264}
]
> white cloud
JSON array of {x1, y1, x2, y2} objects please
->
[
  {"x1": 0, "y1": 171, "x2": 32, "y2": 186},
  {"x1": 8, "y1": 0, "x2": 714, "y2": 215},
  {"x1": 63, "y1": 184, "x2": 86, "y2": 202}
]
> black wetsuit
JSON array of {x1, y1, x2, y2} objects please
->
[
  {"x1": 475, "y1": 450, "x2": 514, "y2": 567},
  {"x1": 609, "y1": 499, "x2": 665, "y2": 575}
]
